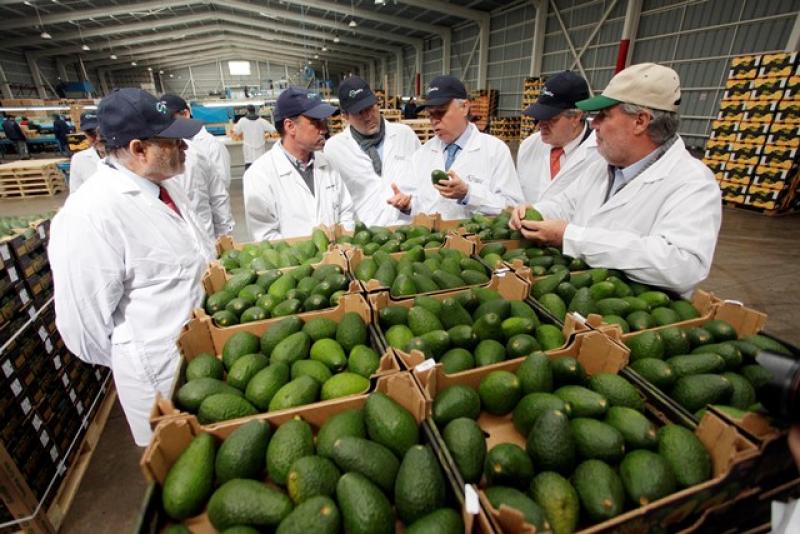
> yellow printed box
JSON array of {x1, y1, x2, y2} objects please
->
[
  {"x1": 775, "y1": 100, "x2": 800, "y2": 124},
  {"x1": 718, "y1": 179, "x2": 749, "y2": 196},
  {"x1": 750, "y1": 77, "x2": 788, "y2": 101},
  {"x1": 751, "y1": 165, "x2": 792, "y2": 190},
  {"x1": 722, "y1": 79, "x2": 752, "y2": 101},
  {"x1": 723, "y1": 162, "x2": 754, "y2": 185},
  {"x1": 710, "y1": 120, "x2": 738, "y2": 141},
  {"x1": 704, "y1": 139, "x2": 731, "y2": 162},
  {"x1": 757, "y1": 52, "x2": 798, "y2": 78},
  {"x1": 767, "y1": 122, "x2": 800, "y2": 148},
  {"x1": 759, "y1": 144, "x2": 798, "y2": 170},
  {"x1": 783, "y1": 76, "x2": 800, "y2": 100}
]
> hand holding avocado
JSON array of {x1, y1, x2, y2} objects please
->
[
  {"x1": 433, "y1": 169, "x2": 469, "y2": 200},
  {"x1": 520, "y1": 218, "x2": 568, "y2": 247}
]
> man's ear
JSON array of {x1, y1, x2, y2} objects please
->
[
  {"x1": 128, "y1": 139, "x2": 147, "y2": 158},
  {"x1": 632, "y1": 111, "x2": 651, "y2": 136}
]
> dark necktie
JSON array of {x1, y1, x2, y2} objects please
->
[{"x1": 159, "y1": 186, "x2": 182, "y2": 217}]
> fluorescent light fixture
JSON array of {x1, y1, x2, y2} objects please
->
[
  {"x1": 109, "y1": 54, "x2": 117, "y2": 59},
  {"x1": 40, "y1": 31, "x2": 52, "y2": 39},
  {"x1": 228, "y1": 60, "x2": 251, "y2": 76},
  {"x1": 375, "y1": 0, "x2": 385, "y2": 4},
  {"x1": 158, "y1": 70, "x2": 164, "y2": 74},
  {"x1": 314, "y1": 54, "x2": 319, "y2": 59},
  {"x1": 333, "y1": 36, "x2": 340, "y2": 43},
  {"x1": 321, "y1": 46, "x2": 328, "y2": 51},
  {"x1": 147, "y1": 67, "x2": 153, "y2": 71},
  {"x1": 131, "y1": 61, "x2": 137, "y2": 66},
  {"x1": 169, "y1": 74, "x2": 174, "y2": 78},
  {"x1": 348, "y1": 20, "x2": 357, "y2": 27},
  {"x1": 81, "y1": 44, "x2": 90, "y2": 51}
]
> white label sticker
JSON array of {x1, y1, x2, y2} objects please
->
[
  {"x1": 21, "y1": 396, "x2": 31, "y2": 414},
  {"x1": 11, "y1": 379, "x2": 22, "y2": 396},
  {"x1": 2, "y1": 360, "x2": 13, "y2": 377},
  {"x1": 61, "y1": 374, "x2": 70, "y2": 387},
  {"x1": 724, "y1": 299, "x2": 744, "y2": 306},
  {"x1": 76, "y1": 402, "x2": 84, "y2": 415},
  {"x1": 8, "y1": 266, "x2": 18, "y2": 283},
  {"x1": 415, "y1": 358, "x2": 436, "y2": 373},
  {"x1": 0, "y1": 245, "x2": 9, "y2": 261},
  {"x1": 27, "y1": 307, "x2": 36, "y2": 318},
  {"x1": 37, "y1": 226, "x2": 46, "y2": 239},
  {"x1": 39, "y1": 430, "x2": 49, "y2": 447},
  {"x1": 50, "y1": 447, "x2": 59, "y2": 462},
  {"x1": 19, "y1": 289, "x2": 30, "y2": 305},
  {"x1": 53, "y1": 355, "x2": 61, "y2": 370},
  {"x1": 44, "y1": 339, "x2": 53, "y2": 353},
  {"x1": 38, "y1": 326, "x2": 48, "y2": 341},
  {"x1": 69, "y1": 389, "x2": 77, "y2": 403},
  {"x1": 464, "y1": 484, "x2": 480, "y2": 515},
  {"x1": 572, "y1": 312, "x2": 587, "y2": 325},
  {"x1": 33, "y1": 414, "x2": 42, "y2": 430}
]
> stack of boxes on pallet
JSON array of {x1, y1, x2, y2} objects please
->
[
  {"x1": 705, "y1": 52, "x2": 800, "y2": 214},
  {"x1": 470, "y1": 89, "x2": 498, "y2": 132},
  {"x1": 521, "y1": 77, "x2": 543, "y2": 139},
  {"x1": 489, "y1": 117, "x2": 521, "y2": 142},
  {"x1": 0, "y1": 218, "x2": 114, "y2": 533},
  {"x1": 400, "y1": 119, "x2": 435, "y2": 143}
]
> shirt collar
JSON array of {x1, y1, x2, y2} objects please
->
[
  {"x1": 279, "y1": 141, "x2": 314, "y2": 170},
  {"x1": 561, "y1": 122, "x2": 588, "y2": 157},
  {"x1": 611, "y1": 143, "x2": 664, "y2": 185},
  {"x1": 444, "y1": 122, "x2": 474, "y2": 152},
  {"x1": 107, "y1": 157, "x2": 160, "y2": 197}
]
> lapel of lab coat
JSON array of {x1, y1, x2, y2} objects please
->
[
  {"x1": 540, "y1": 130, "x2": 597, "y2": 196},
  {"x1": 591, "y1": 136, "x2": 684, "y2": 216},
  {"x1": 271, "y1": 143, "x2": 320, "y2": 220}
]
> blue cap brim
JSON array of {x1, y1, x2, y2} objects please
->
[
  {"x1": 416, "y1": 96, "x2": 455, "y2": 110},
  {"x1": 342, "y1": 93, "x2": 377, "y2": 114},
  {"x1": 155, "y1": 117, "x2": 203, "y2": 139},
  {"x1": 303, "y1": 102, "x2": 339, "y2": 120},
  {"x1": 80, "y1": 119, "x2": 98, "y2": 131}
]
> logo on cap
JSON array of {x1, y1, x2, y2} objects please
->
[
  {"x1": 428, "y1": 86, "x2": 439, "y2": 94},
  {"x1": 542, "y1": 88, "x2": 554, "y2": 97},
  {"x1": 349, "y1": 88, "x2": 364, "y2": 98},
  {"x1": 156, "y1": 102, "x2": 168, "y2": 115},
  {"x1": 307, "y1": 93, "x2": 320, "y2": 101}
]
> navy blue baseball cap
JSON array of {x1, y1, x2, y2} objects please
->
[
  {"x1": 98, "y1": 88, "x2": 202, "y2": 149},
  {"x1": 79, "y1": 111, "x2": 98, "y2": 131},
  {"x1": 158, "y1": 93, "x2": 190, "y2": 114},
  {"x1": 338, "y1": 76, "x2": 377, "y2": 114},
  {"x1": 524, "y1": 71, "x2": 590, "y2": 120},
  {"x1": 274, "y1": 87, "x2": 338, "y2": 122},
  {"x1": 420, "y1": 75, "x2": 468, "y2": 108}
]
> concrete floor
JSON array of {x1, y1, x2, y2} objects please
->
[{"x1": 1, "y1": 173, "x2": 798, "y2": 533}]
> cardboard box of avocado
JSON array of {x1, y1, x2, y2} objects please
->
[
  {"x1": 414, "y1": 334, "x2": 761, "y2": 534},
  {"x1": 139, "y1": 371, "x2": 493, "y2": 534},
  {"x1": 149, "y1": 292, "x2": 401, "y2": 430}
]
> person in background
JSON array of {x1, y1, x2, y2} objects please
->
[
  {"x1": 52, "y1": 114, "x2": 71, "y2": 156},
  {"x1": 160, "y1": 94, "x2": 232, "y2": 188},
  {"x1": 68, "y1": 112, "x2": 106, "y2": 193},
  {"x1": 404, "y1": 75, "x2": 523, "y2": 220},
  {"x1": 49, "y1": 88, "x2": 214, "y2": 446},
  {"x1": 234, "y1": 104, "x2": 276, "y2": 169},
  {"x1": 160, "y1": 94, "x2": 235, "y2": 239},
  {"x1": 516, "y1": 71, "x2": 601, "y2": 202},
  {"x1": 243, "y1": 87, "x2": 355, "y2": 240},
  {"x1": 324, "y1": 76, "x2": 420, "y2": 226},
  {"x1": 2, "y1": 114, "x2": 30, "y2": 160},
  {"x1": 403, "y1": 97, "x2": 418, "y2": 119},
  {"x1": 510, "y1": 63, "x2": 722, "y2": 297}
]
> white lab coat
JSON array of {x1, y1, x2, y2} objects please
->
[
  {"x1": 234, "y1": 116, "x2": 276, "y2": 163},
  {"x1": 68, "y1": 147, "x2": 101, "y2": 193},
  {"x1": 409, "y1": 123, "x2": 524, "y2": 220},
  {"x1": 170, "y1": 140, "x2": 235, "y2": 240},
  {"x1": 243, "y1": 142, "x2": 356, "y2": 240},
  {"x1": 48, "y1": 161, "x2": 215, "y2": 445},
  {"x1": 192, "y1": 126, "x2": 232, "y2": 188},
  {"x1": 324, "y1": 119, "x2": 420, "y2": 227},
  {"x1": 535, "y1": 136, "x2": 722, "y2": 297},
  {"x1": 517, "y1": 128, "x2": 601, "y2": 202}
]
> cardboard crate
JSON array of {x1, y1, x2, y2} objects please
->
[
  {"x1": 784, "y1": 75, "x2": 800, "y2": 100},
  {"x1": 728, "y1": 54, "x2": 761, "y2": 79},
  {"x1": 756, "y1": 52, "x2": 798, "y2": 76},
  {"x1": 734, "y1": 121, "x2": 770, "y2": 144},
  {"x1": 703, "y1": 139, "x2": 730, "y2": 162},
  {"x1": 213, "y1": 225, "x2": 335, "y2": 258},
  {"x1": 750, "y1": 76, "x2": 788, "y2": 101},
  {"x1": 751, "y1": 165, "x2": 793, "y2": 189},
  {"x1": 716, "y1": 100, "x2": 745, "y2": 121},
  {"x1": 759, "y1": 144, "x2": 798, "y2": 169},
  {"x1": 722, "y1": 162, "x2": 754, "y2": 184},
  {"x1": 775, "y1": 100, "x2": 800, "y2": 123},
  {"x1": 727, "y1": 142, "x2": 763, "y2": 165},
  {"x1": 709, "y1": 120, "x2": 737, "y2": 142},
  {"x1": 718, "y1": 179, "x2": 750, "y2": 198},
  {"x1": 150, "y1": 292, "x2": 401, "y2": 429},
  {"x1": 721, "y1": 79, "x2": 751, "y2": 101},
  {"x1": 767, "y1": 121, "x2": 800, "y2": 147},
  {"x1": 139, "y1": 371, "x2": 492, "y2": 534},
  {"x1": 329, "y1": 213, "x2": 441, "y2": 252}
]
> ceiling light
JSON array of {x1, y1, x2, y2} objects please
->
[
  {"x1": 321, "y1": 46, "x2": 328, "y2": 51},
  {"x1": 333, "y1": 36, "x2": 340, "y2": 43},
  {"x1": 348, "y1": 20, "x2": 357, "y2": 27},
  {"x1": 147, "y1": 67, "x2": 153, "y2": 71},
  {"x1": 24, "y1": 1, "x2": 33, "y2": 5},
  {"x1": 40, "y1": 31, "x2": 52, "y2": 39},
  {"x1": 159, "y1": 70, "x2": 164, "y2": 74},
  {"x1": 169, "y1": 74, "x2": 174, "y2": 78},
  {"x1": 131, "y1": 61, "x2": 137, "y2": 66},
  {"x1": 81, "y1": 44, "x2": 90, "y2": 51},
  {"x1": 109, "y1": 54, "x2": 117, "y2": 59},
  {"x1": 314, "y1": 54, "x2": 319, "y2": 59},
  {"x1": 375, "y1": 0, "x2": 385, "y2": 4}
]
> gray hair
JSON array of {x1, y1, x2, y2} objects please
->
[
  {"x1": 561, "y1": 108, "x2": 585, "y2": 119},
  {"x1": 619, "y1": 103, "x2": 679, "y2": 145}
]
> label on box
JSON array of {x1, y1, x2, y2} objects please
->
[
  {"x1": 76, "y1": 401, "x2": 84, "y2": 415},
  {"x1": 37, "y1": 226, "x2": 46, "y2": 239},
  {"x1": 44, "y1": 339, "x2": 53, "y2": 353},
  {"x1": 572, "y1": 312, "x2": 587, "y2": 325},
  {"x1": 20, "y1": 396, "x2": 31, "y2": 414},
  {"x1": 61, "y1": 374, "x2": 70, "y2": 387},
  {"x1": 11, "y1": 378, "x2": 22, "y2": 396},
  {"x1": 38, "y1": 326, "x2": 48, "y2": 341},
  {"x1": 69, "y1": 389, "x2": 77, "y2": 403},
  {"x1": 0, "y1": 244, "x2": 9, "y2": 261},
  {"x1": 50, "y1": 446, "x2": 59, "y2": 463},
  {"x1": 19, "y1": 289, "x2": 30, "y2": 305},
  {"x1": 27, "y1": 307, "x2": 36, "y2": 319},
  {"x1": 464, "y1": 484, "x2": 481, "y2": 515},
  {"x1": 415, "y1": 359, "x2": 436, "y2": 373},
  {"x1": 8, "y1": 266, "x2": 18, "y2": 283},
  {"x1": 39, "y1": 430, "x2": 49, "y2": 447},
  {"x1": 53, "y1": 355, "x2": 61, "y2": 370},
  {"x1": 2, "y1": 360, "x2": 13, "y2": 377},
  {"x1": 32, "y1": 414, "x2": 42, "y2": 431}
]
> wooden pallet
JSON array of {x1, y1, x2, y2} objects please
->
[
  {"x1": 400, "y1": 119, "x2": 435, "y2": 142},
  {"x1": 0, "y1": 160, "x2": 69, "y2": 199},
  {"x1": 382, "y1": 109, "x2": 402, "y2": 122}
]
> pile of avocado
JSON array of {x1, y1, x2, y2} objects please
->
[
  {"x1": 432, "y1": 353, "x2": 713, "y2": 532},
  {"x1": 159, "y1": 393, "x2": 464, "y2": 534},
  {"x1": 456, "y1": 211, "x2": 522, "y2": 241},
  {"x1": 625, "y1": 319, "x2": 790, "y2": 415},
  {"x1": 218, "y1": 228, "x2": 331, "y2": 271},
  {"x1": 379, "y1": 288, "x2": 565, "y2": 373},
  {"x1": 176, "y1": 313, "x2": 379, "y2": 423},
  {"x1": 532, "y1": 268, "x2": 700, "y2": 329},
  {"x1": 354, "y1": 245, "x2": 491, "y2": 297},
  {"x1": 0, "y1": 213, "x2": 53, "y2": 237},
  {"x1": 479, "y1": 241, "x2": 589, "y2": 272},
  {"x1": 205, "y1": 264, "x2": 351, "y2": 327},
  {"x1": 336, "y1": 222, "x2": 445, "y2": 256}
]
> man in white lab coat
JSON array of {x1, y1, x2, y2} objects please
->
[
  {"x1": 68, "y1": 112, "x2": 106, "y2": 193},
  {"x1": 324, "y1": 76, "x2": 420, "y2": 226},
  {"x1": 516, "y1": 71, "x2": 601, "y2": 202},
  {"x1": 405, "y1": 75, "x2": 523, "y2": 220},
  {"x1": 160, "y1": 94, "x2": 235, "y2": 239},
  {"x1": 243, "y1": 87, "x2": 355, "y2": 240},
  {"x1": 510, "y1": 64, "x2": 722, "y2": 296},
  {"x1": 49, "y1": 88, "x2": 215, "y2": 446},
  {"x1": 234, "y1": 104, "x2": 276, "y2": 169}
]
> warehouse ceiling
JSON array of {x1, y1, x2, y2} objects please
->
[{"x1": 0, "y1": 0, "x2": 519, "y2": 72}]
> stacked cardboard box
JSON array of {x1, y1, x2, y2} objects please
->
[
  {"x1": 520, "y1": 77, "x2": 543, "y2": 139},
  {"x1": 705, "y1": 52, "x2": 800, "y2": 214},
  {"x1": 489, "y1": 116, "x2": 521, "y2": 141}
]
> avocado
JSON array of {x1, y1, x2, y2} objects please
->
[
  {"x1": 291, "y1": 359, "x2": 333, "y2": 384},
  {"x1": 703, "y1": 320, "x2": 738, "y2": 342},
  {"x1": 666, "y1": 353, "x2": 726, "y2": 378},
  {"x1": 395, "y1": 445, "x2": 446, "y2": 524},
  {"x1": 483, "y1": 443, "x2": 534, "y2": 489},
  {"x1": 316, "y1": 409, "x2": 366, "y2": 459},
  {"x1": 535, "y1": 324, "x2": 566, "y2": 351},
  {"x1": 267, "y1": 418, "x2": 315, "y2": 486},
  {"x1": 207, "y1": 479, "x2": 293, "y2": 531},
  {"x1": 261, "y1": 316, "x2": 304, "y2": 356},
  {"x1": 405, "y1": 508, "x2": 463, "y2": 534},
  {"x1": 604, "y1": 406, "x2": 658, "y2": 449},
  {"x1": 198, "y1": 393, "x2": 257, "y2": 424},
  {"x1": 485, "y1": 486, "x2": 549, "y2": 531},
  {"x1": 685, "y1": 327, "x2": 714, "y2": 348},
  {"x1": 625, "y1": 331, "x2": 665, "y2": 361},
  {"x1": 222, "y1": 331, "x2": 261, "y2": 371},
  {"x1": 330, "y1": 435, "x2": 401, "y2": 493},
  {"x1": 513, "y1": 392, "x2": 570, "y2": 436},
  {"x1": 657, "y1": 424, "x2": 711, "y2": 488},
  {"x1": 588, "y1": 373, "x2": 645, "y2": 411},
  {"x1": 162, "y1": 433, "x2": 216, "y2": 519},
  {"x1": 659, "y1": 326, "x2": 691, "y2": 357},
  {"x1": 478, "y1": 370, "x2": 522, "y2": 415},
  {"x1": 526, "y1": 409, "x2": 575, "y2": 474},
  {"x1": 554, "y1": 385, "x2": 608, "y2": 417},
  {"x1": 439, "y1": 298, "x2": 473, "y2": 329},
  {"x1": 442, "y1": 417, "x2": 486, "y2": 483},
  {"x1": 245, "y1": 363, "x2": 290, "y2": 410},
  {"x1": 670, "y1": 373, "x2": 733, "y2": 412},
  {"x1": 379, "y1": 306, "x2": 409, "y2": 328},
  {"x1": 551, "y1": 356, "x2": 587, "y2": 386},
  {"x1": 364, "y1": 392, "x2": 419, "y2": 458},
  {"x1": 275, "y1": 495, "x2": 340, "y2": 534},
  {"x1": 572, "y1": 459, "x2": 625, "y2": 521},
  {"x1": 431, "y1": 169, "x2": 449, "y2": 184},
  {"x1": 271, "y1": 332, "x2": 312, "y2": 366},
  {"x1": 215, "y1": 420, "x2": 271, "y2": 483},
  {"x1": 538, "y1": 293, "x2": 567, "y2": 322},
  {"x1": 474, "y1": 339, "x2": 506, "y2": 367},
  {"x1": 336, "y1": 472, "x2": 394, "y2": 534},
  {"x1": 212, "y1": 310, "x2": 239, "y2": 327},
  {"x1": 302, "y1": 317, "x2": 339, "y2": 341},
  {"x1": 529, "y1": 472, "x2": 579, "y2": 534},
  {"x1": 407, "y1": 306, "x2": 444, "y2": 336},
  {"x1": 515, "y1": 352, "x2": 553, "y2": 393},
  {"x1": 629, "y1": 358, "x2": 675, "y2": 390},
  {"x1": 570, "y1": 418, "x2": 626, "y2": 463},
  {"x1": 447, "y1": 325, "x2": 477, "y2": 350},
  {"x1": 651, "y1": 307, "x2": 681, "y2": 326},
  {"x1": 310, "y1": 338, "x2": 348, "y2": 372},
  {"x1": 321, "y1": 372, "x2": 370, "y2": 401},
  {"x1": 185, "y1": 353, "x2": 224, "y2": 382},
  {"x1": 348, "y1": 345, "x2": 381, "y2": 378},
  {"x1": 176, "y1": 378, "x2": 244, "y2": 413},
  {"x1": 692, "y1": 343, "x2": 743, "y2": 370},
  {"x1": 740, "y1": 364, "x2": 773, "y2": 390},
  {"x1": 385, "y1": 324, "x2": 414, "y2": 350},
  {"x1": 268, "y1": 375, "x2": 320, "y2": 411},
  {"x1": 432, "y1": 384, "x2": 481, "y2": 426},
  {"x1": 473, "y1": 312, "x2": 504, "y2": 341},
  {"x1": 619, "y1": 449, "x2": 677, "y2": 506},
  {"x1": 626, "y1": 310, "x2": 655, "y2": 331},
  {"x1": 670, "y1": 299, "x2": 700, "y2": 321},
  {"x1": 507, "y1": 334, "x2": 541, "y2": 359},
  {"x1": 740, "y1": 334, "x2": 792, "y2": 355},
  {"x1": 227, "y1": 353, "x2": 269, "y2": 391}
]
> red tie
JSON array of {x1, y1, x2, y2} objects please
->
[
  {"x1": 159, "y1": 186, "x2": 182, "y2": 217},
  {"x1": 550, "y1": 146, "x2": 565, "y2": 179}
]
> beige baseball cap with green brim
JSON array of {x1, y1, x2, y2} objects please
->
[{"x1": 576, "y1": 63, "x2": 681, "y2": 113}]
